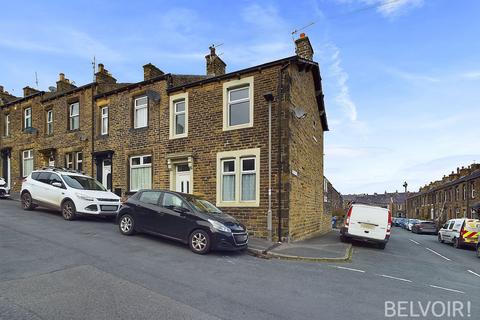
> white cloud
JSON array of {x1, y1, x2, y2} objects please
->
[
  {"x1": 461, "y1": 71, "x2": 480, "y2": 80},
  {"x1": 386, "y1": 68, "x2": 440, "y2": 83},
  {"x1": 337, "y1": 0, "x2": 424, "y2": 17}
]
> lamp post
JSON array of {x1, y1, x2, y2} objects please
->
[{"x1": 403, "y1": 181, "x2": 408, "y2": 218}]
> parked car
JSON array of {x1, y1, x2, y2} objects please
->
[
  {"x1": 394, "y1": 217, "x2": 406, "y2": 227},
  {"x1": 340, "y1": 204, "x2": 391, "y2": 249},
  {"x1": 407, "y1": 219, "x2": 420, "y2": 231},
  {"x1": 0, "y1": 177, "x2": 10, "y2": 198},
  {"x1": 437, "y1": 218, "x2": 480, "y2": 249},
  {"x1": 398, "y1": 218, "x2": 409, "y2": 229},
  {"x1": 116, "y1": 190, "x2": 248, "y2": 254},
  {"x1": 411, "y1": 220, "x2": 437, "y2": 234},
  {"x1": 477, "y1": 240, "x2": 480, "y2": 258},
  {"x1": 21, "y1": 168, "x2": 120, "y2": 220}
]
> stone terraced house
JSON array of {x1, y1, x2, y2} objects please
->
[{"x1": 0, "y1": 34, "x2": 329, "y2": 241}]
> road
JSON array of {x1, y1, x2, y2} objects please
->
[{"x1": 1, "y1": 199, "x2": 479, "y2": 320}]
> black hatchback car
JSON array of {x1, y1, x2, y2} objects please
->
[{"x1": 116, "y1": 190, "x2": 248, "y2": 254}]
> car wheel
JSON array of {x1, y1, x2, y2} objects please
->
[
  {"x1": 119, "y1": 214, "x2": 135, "y2": 235},
  {"x1": 61, "y1": 200, "x2": 77, "y2": 221},
  {"x1": 378, "y1": 243, "x2": 386, "y2": 249},
  {"x1": 340, "y1": 235, "x2": 348, "y2": 243},
  {"x1": 21, "y1": 192, "x2": 34, "y2": 211},
  {"x1": 189, "y1": 229, "x2": 211, "y2": 254},
  {"x1": 453, "y1": 237, "x2": 462, "y2": 249},
  {"x1": 438, "y1": 234, "x2": 444, "y2": 243}
]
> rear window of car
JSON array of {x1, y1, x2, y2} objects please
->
[
  {"x1": 139, "y1": 191, "x2": 161, "y2": 205},
  {"x1": 422, "y1": 221, "x2": 434, "y2": 225},
  {"x1": 31, "y1": 172, "x2": 41, "y2": 180}
]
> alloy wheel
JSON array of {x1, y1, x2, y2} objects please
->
[
  {"x1": 120, "y1": 216, "x2": 133, "y2": 233},
  {"x1": 22, "y1": 194, "x2": 31, "y2": 209},
  {"x1": 63, "y1": 203, "x2": 73, "y2": 219},
  {"x1": 191, "y1": 232, "x2": 207, "y2": 252}
]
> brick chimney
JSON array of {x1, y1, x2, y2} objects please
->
[
  {"x1": 205, "y1": 46, "x2": 226, "y2": 76},
  {"x1": 0, "y1": 85, "x2": 18, "y2": 104},
  {"x1": 143, "y1": 63, "x2": 164, "y2": 80},
  {"x1": 56, "y1": 73, "x2": 77, "y2": 92},
  {"x1": 23, "y1": 86, "x2": 40, "y2": 97},
  {"x1": 95, "y1": 63, "x2": 117, "y2": 84},
  {"x1": 295, "y1": 33, "x2": 314, "y2": 60}
]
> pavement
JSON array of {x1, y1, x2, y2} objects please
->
[
  {"x1": 248, "y1": 230, "x2": 352, "y2": 262},
  {"x1": 1, "y1": 198, "x2": 480, "y2": 320}
]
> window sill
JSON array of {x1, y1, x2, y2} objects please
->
[
  {"x1": 216, "y1": 201, "x2": 259, "y2": 208},
  {"x1": 169, "y1": 133, "x2": 188, "y2": 140},
  {"x1": 130, "y1": 127, "x2": 149, "y2": 133},
  {"x1": 223, "y1": 123, "x2": 254, "y2": 132},
  {"x1": 97, "y1": 134, "x2": 109, "y2": 139},
  {"x1": 67, "y1": 129, "x2": 81, "y2": 133}
]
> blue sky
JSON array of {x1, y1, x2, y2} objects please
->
[{"x1": 1, "y1": 0, "x2": 479, "y2": 194}]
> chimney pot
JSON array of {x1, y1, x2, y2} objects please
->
[
  {"x1": 300, "y1": 32, "x2": 306, "y2": 38},
  {"x1": 59, "y1": 73, "x2": 65, "y2": 81},
  {"x1": 98, "y1": 63, "x2": 105, "y2": 73}
]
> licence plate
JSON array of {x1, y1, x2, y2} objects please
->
[
  {"x1": 361, "y1": 223, "x2": 375, "y2": 230},
  {"x1": 101, "y1": 205, "x2": 118, "y2": 211}
]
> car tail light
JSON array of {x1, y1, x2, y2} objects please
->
[
  {"x1": 345, "y1": 207, "x2": 353, "y2": 228},
  {"x1": 387, "y1": 211, "x2": 392, "y2": 233}
]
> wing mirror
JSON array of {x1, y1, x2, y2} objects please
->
[{"x1": 52, "y1": 182, "x2": 63, "y2": 188}]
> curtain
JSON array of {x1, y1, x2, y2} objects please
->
[
  {"x1": 222, "y1": 175, "x2": 235, "y2": 201},
  {"x1": 24, "y1": 159, "x2": 33, "y2": 177},
  {"x1": 131, "y1": 166, "x2": 151, "y2": 190},
  {"x1": 241, "y1": 173, "x2": 256, "y2": 201}
]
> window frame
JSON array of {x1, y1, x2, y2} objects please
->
[
  {"x1": 4, "y1": 113, "x2": 10, "y2": 137},
  {"x1": 69, "y1": 102, "x2": 80, "y2": 131},
  {"x1": 101, "y1": 106, "x2": 109, "y2": 135},
  {"x1": 129, "y1": 154, "x2": 152, "y2": 192},
  {"x1": 169, "y1": 92, "x2": 188, "y2": 139},
  {"x1": 46, "y1": 109, "x2": 53, "y2": 135},
  {"x1": 22, "y1": 149, "x2": 34, "y2": 177},
  {"x1": 223, "y1": 76, "x2": 254, "y2": 131},
  {"x1": 24, "y1": 107, "x2": 32, "y2": 129},
  {"x1": 216, "y1": 148, "x2": 260, "y2": 207},
  {"x1": 133, "y1": 96, "x2": 148, "y2": 129}
]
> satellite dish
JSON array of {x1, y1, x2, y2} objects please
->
[
  {"x1": 48, "y1": 86, "x2": 57, "y2": 92},
  {"x1": 292, "y1": 106, "x2": 307, "y2": 119}
]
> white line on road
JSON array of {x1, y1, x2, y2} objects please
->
[
  {"x1": 467, "y1": 270, "x2": 480, "y2": 278},
  {"x1": 425, "y1": 247, "x2": 451, "y2": 261},
  {"x1": 409, "y1": 239, "x2": 420, "y2": 245},
  {"x1": 335, "y1": 266, "x2": 365, "y2": 273},
  {"x1": 377, "y1": 274, "x2": 412, "y2": 283},
  {"x1": 429, "y1": 285, "x2": 464, "y2": 294}
]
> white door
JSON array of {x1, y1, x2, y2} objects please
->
[
  {"x1": 102, "y1": 160, "x2": 112, "y2": 191},
  {"x1": 48, "y1": 156, "x2": 55, "y2": 167},
  {"x1": 175, "y1": 164, "x2": 191, "y2": 194}
]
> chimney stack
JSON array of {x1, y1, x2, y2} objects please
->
[
  {"x1": 23, "y1": 86, "x2": 40, "y2": 97},
  {"x1": 56, "y1": 73, "x2": 76, "y2": 92},
  {"x1": 295, "y1": 33, "x2": 314, "y2": 60},
  {"x1": 205, "y1": 46, "x2": 226, "y2": 76},
  {"x1": 143, "y1": 63, "x2": 164, "y2": 80},
  {"x1": 0, "y1": 85, "x2": 19, "y2": 104},
  {"x1": 95, "y1": 63, "x2": 117, "y2": 84}
]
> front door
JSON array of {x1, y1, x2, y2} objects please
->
[
  {"x1": 175, "y1": 164, "x2": 191, "y2": 194},
  {"x1": 102, "y1": 159, "x2": 112, "y2": 191}
]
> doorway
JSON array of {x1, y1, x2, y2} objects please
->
[
  {"x1": 175, "y1": 164, "x2": 191, "y2": 194},
  {"x1": 102, "y1": 159, "x2": 112, "y2": 191}
]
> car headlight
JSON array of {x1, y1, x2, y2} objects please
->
[
  {"x1": 76, "y1": 193, "x2": 95, "y2": 201},
  {"x1": 208, "y1": 219, "x2": 231, "y2": 233}
]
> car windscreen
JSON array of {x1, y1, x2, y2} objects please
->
[
  {"x1": 62, "y1": 175, "x2": 106, "y2": 191},
  {"x1": 184, "y1": 195, "x2": 223, "y2": 214}
]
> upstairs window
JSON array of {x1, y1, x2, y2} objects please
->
[
  {"x1": 101, "y1": 106, "x2": 109, "y2": 135},
  {"x1": 46, "y1": 110, "x2": 53, "y2": 135},
  {"x1": 134, "y1": 96, "x2": 148, "y2": 129},
  {"x1": 69, "y1": 102, "x2": 80, "y2": 130},
  {"x1": 169, "y1": 93, "x2": 188, "y2": 139},
  {"x1": 4, "y1": 114, "x2": 9, "y2": 137},
  {"x1": 24, "y1": 107, "x2": 32, "y2": 129},
  {"x1": 223, "y1": 76, "x2": 254, "y2": 131}
]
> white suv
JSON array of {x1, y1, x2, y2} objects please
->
[{"x1": 21, "y1": 168, "x2": 121, "y2": 220}]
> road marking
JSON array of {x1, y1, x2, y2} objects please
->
[
  {"x1": 429, "y1": 285, "x2": 464, "y2": 294},
  {"x1": 425, "y1": 248, "x2": 451, "y2": 261},
  {"x1": 409, "y1": 239, "x2": 420, "y2": 245},
  {"x1": 377, "y1": 274, "x2": 412, "y2": 283},
  {"x1": 335, "y1": 266, "x2": 365, "y2": 273},
  {"x1": 467, "y1": 270, "x2": 480, "y2": 278}
]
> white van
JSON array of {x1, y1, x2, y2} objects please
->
[
  {"x1": 340, "y1": 204, "x2": 392, "y2": 249},
  {"x1": 438, "y1": 218, "x2": 479, "y2": 249}
]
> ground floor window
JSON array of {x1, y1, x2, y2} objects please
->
[
  {"x1": 130, "y1": 155, "x2": 152, "y2": 191},
  {"x1": 216, "y1": 148, "x2": 260, "y2": 207},
  {"x1": 22, "y1": 149, "x2": 34, "y2": 177},
  {"x1": 65, "y1": 151, "x2": 83, "y2": 171}
]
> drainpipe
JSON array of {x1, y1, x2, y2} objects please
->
[
  {"x1": 264, "y1": 92, "x2": 274, "y2": 242},
  {"x1": 276, "y1": 63, "x2": 290, "y2": 243}
]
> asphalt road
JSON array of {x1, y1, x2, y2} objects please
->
[{"x1": 1, "y1": 199, "x2": 479, "y2": 320}]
